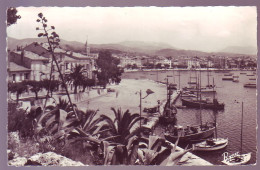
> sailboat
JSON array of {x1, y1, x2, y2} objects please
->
[
  {"x1": 181, "y1": 74, "x2": 224, "y2": 110},
  {"x1": 159, "y1": 78, "x2": 177, "y2": 125},
  {"x1": 192, "y1": 79, "x2": 228, "y2": 151},
  {"x1": 222, "y1": 102, "x2": 251, "y2": 165},
  {"x1": 165, "y1": 72, "x2": 216, "y2": 143}
]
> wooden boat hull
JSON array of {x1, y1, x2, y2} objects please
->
[
  {"x1": 244, "y1": 84, "x2": 256, "y2": 88},
  {"x1": 222, "y1": 78, "x2": 233, "y2": 81},
  {"x1": 165, "y1": 125, "x2": 216, "y2": 143},
  {"x1": 159, "y1": 116, "x2": 177, "y2": 125},
  {"x1": 181, "y1": 98, "x2": 224, "y2": 110},
  {"x1": 193, "y1": 138, "x2": 228, "y2": 151},
  {"x1": 222, "y1": 152, "x2": 251, "y2": 165},
  {"x1": 190, "y1": 89, "x2": 216, "y2": 93}
]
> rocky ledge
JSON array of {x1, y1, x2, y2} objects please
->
[{"x1": 9, "y1": 152, "x2": 84, "y2": 166}]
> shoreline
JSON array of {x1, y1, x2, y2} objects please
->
[{"x1": 124, "y1": 68, "x2": 256, "y2": 72}]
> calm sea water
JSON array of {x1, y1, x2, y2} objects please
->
[{"x1": 122, "y1": 70, "x2": 257, "y2": 165}]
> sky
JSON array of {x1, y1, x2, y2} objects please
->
[{"x1": 7, "y1": 6, "x2": 257, "y2": 52}]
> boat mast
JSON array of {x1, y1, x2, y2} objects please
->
[
  {"x1": 156, "y1": 70, "x2": 158, "y2": 82},
  {"x1": 178, "y1": 70, "x2": 181, "y2": 90},
  {"x1": 207, "y1": 57, "x2": 210, "y2": 87},
  {"x1": 199, "y1": 70, "x2": 202, "y2": 126},
  {"x1": 213, "y1": 77, "x2": 217, "y2": 139},
  {"x1": 241, "y1": 101, "x2": 244, "y2": 153}
]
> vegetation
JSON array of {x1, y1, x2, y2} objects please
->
[
  {"x1": 8, "y1": 82, "x2": 27, "y2": 103},
  {"x1": 41, "y1": 79, "x2": 60, "y2": 97},
  {"x1": 65, "y1": 65, "x2": 87, "y2": 94},
  {"x1": 99, "y1": 108, "x2": 144, "y2": 145},
  {"x1": 96, "y1": 50, "x2": 123, "y2": 88},
  {"x1": 7, "y1": 7, "x2": 21, "y2": 26},
  {"x1": 26, "y1": 80, "x2": 43, "y2": 100}
]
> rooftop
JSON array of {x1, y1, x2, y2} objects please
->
[
  {"x1": 23, "y1": 51, "x2": 49, "y2": 61},
  {"x1": 41, "y1": 43, "x2": 66, "y2": 53},
  {"x1": 64, "y1": 55, "x2": 77, "y2": 62},
  {"x1": 8, "y1": 62, "x2": 31, "y2": 72}
]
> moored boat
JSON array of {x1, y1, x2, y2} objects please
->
[
  {"x1": 165, "y1": 123, "x2": 216, "y2": 143},
  {"x1": 244, "y1": 83, "x2": 256, "y2": 88},
  {"x1": 193, "y1": 138, "x2": 228, "y2": 151},
  {"x1": 222, "y1": 102, "x2": 251, "y2": 165},
  {"x1": 181, "y1": 98, "x2": 224, "y2": 110},
  {"x1": 222, "y1": 77, "x2": 233, "y2": 81},
  {"x1": 159, "y1": 80, "x2": 177, "y2": 125}
]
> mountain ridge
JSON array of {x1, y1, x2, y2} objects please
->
[{"x1": 7, "y1": 37, "x2": 257, "y2": 57}]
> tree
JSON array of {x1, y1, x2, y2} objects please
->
[
  {"x1": 26, "y1": 80, "x2": 43, "y2": 100},
  {"x1": 42, "y1": 79, "x2": 60, "y2": 97},
  {"x1": 8, "y1": 82, "x2": 27, "y2": 103},
  {"x1": 82, "y1": 78, "x2": 95, "y2": 92},
  {"x1": 7, "y1": 7, "x2": 21, "y2": 26},
  {"x1": 65, "y1": 64, "x2": 87, "y2": 94},
  {"x1": 96, "y1": 50, "x2": 123, "y2": 88}
]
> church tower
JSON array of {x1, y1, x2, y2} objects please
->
[{"x1": 85, "y1": 37, "x2": 90, "y2": 56}]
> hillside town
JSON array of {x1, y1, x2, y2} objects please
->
[
  {"x1": 8, "y1": 40, "x2": 98, "y2": 84},
  {"x1": 115, "y1": 53, "x2": 257, "y2": 70},
  {"x1": 8, "y1": 40, "x2": 257, "y2": 85}
]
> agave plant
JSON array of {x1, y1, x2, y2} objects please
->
[
  {"x1": 99, "y1": 135, "x2": 191, "y2": 165},
  {"x1": 99, "y1": 107, "x2": 144, "y2": 145}
]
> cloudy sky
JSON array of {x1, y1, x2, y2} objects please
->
[{"x1": 7, "y1": 6, "x2": 257, "y2": 52}]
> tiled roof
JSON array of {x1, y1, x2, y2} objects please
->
[
  {"x1": 64, "y1": 55, "x2": 77, "y2": 62},
  {"x1": 24, "y1": 51, "x2": 49, "y2": 61},
  {"x1": 41, "y1": 43, "x2": 66, "y2": 53},
  {"x1": 8, "y1": 62, "x2": 31, "y2": 72},
  {"x1": 13, "y1": 50, "x2": 49, "y2": 61}
]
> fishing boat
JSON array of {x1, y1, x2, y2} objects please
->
[
  {"x1": 222, "y1": 102, "x2": 251, "y2": 165},
  {"x1": 249, "y1": 78, "x2": 256, "y2": 80},
  {"x1": 165, "y1": 123, "x2": 216, "y2": 143},
  {"x1": 193, "y1": 138, "x2": 228, "y2": 151},
  {"x1": 222, "y1": 77, "x2": 233, "y2": 81},
  {"x1": 159, "y1": 80, "x2": 177, "y2": 125},
  {"x1": 183, "y1": 73, "x2": 223, "y2": 110},
  {"x1": 181, "y1": 98, "x2": 224, "y2": 110},
  {"x1": 192, "y1": 103, "x2": 228, "y2": 151},
  {"x1": 244, "y1": 83, "x2": 256, "y2": 88}
]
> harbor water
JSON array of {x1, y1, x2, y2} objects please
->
[{"x1": 122, "y1": 70, "x2": 257, "y2": 165}]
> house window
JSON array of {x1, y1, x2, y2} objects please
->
[
  {"x1": 25, "y1": 73, "x2": 29, "y2": 80},
  {"x1": 66, "y1": 63, "x2": 69, "y2": 69},
  {"x1": 12, "y1": 74, "x2": 16, "y2": 82}
]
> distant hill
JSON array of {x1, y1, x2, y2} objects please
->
[
  {"x1": 7, "y1": 37, "x2": 257, "y2": 58},
  {"x1": 155, "y1": 48, "x2": 210, "y2": 57},
  {"x1": 219, "y1": 46, "x2": 257, "y2": 55}
]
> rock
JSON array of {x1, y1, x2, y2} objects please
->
[
  {"x1": 7, "y1": 149, "x2": 18, "y2": 160},
  {"x1": 8, "y1": 152, "x2": 85, "y2": 166},
  {"x1": 27, "y1": 152, "x2": 85, "y2": 166},
  {"x1": 8, "y1": 157, "x2": 27, "y2": 166},
  {"x1": 8, "y1": 132, "x2": 20, "y2": 149}
]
